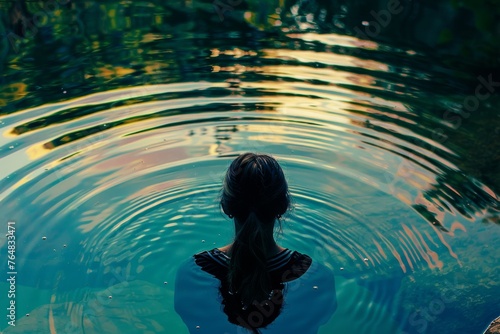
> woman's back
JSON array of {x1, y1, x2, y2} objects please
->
[{"x1": 174, "y1": 252, "x2": 337, "y2": 333}]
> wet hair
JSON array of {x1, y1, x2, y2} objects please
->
[{"x1": 220, "y1": 153, "x2": 291, "y2": 306}]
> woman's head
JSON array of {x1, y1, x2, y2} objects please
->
[
  {"x1": 219, "y1": 153, "x2": 291, "y2": 319},
  {"x1": 220, "y1": 153, "x2": 290, "y2": 224}
]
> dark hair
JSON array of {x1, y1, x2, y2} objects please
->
[{"x1": 220, "y1": 153, "x2": 291, "y2": 305}]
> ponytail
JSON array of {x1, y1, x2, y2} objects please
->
[
  {"x1": 228, "y1": 211, "x2": 272, "y2": 305},
  {"x1": 220, "y1": 153, "x2": 290, "y2": 309}
]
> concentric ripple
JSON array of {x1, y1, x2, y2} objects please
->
[{"x1": 1, "y1": 12, "x2": 499, "y2": 334}]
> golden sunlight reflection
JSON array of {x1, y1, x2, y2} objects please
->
[
  {"x1": 372, "y1": 238, "x2": 388, "y2": 260},
  {"x1": 4, "y1": 83, "x2": 219, "y2": 123},
  {"x1": 414, "y1": 193, "x2": 446, "y2": 224},
  {"x1": 399, "y1": 242, "x2": 415, "y2": 271},
  {"x1": 402, "y1": 224, "x2": 443, "y2": 270},
  {"x1": 286, "y1": 33, "x2": 381, "y2": 50},
  {"x1": 0, "y1": 83, "x2": 28, "y2": 106},
  {"x1": 376, "y1": 231, "x2": 407, "y2": 273},
  {"x1": 262, "y1": 49, "x2": 389, "y2": 72},
  {"x1": 445, "y1": 221, "x2": 467, "y2": 237},
  {"x1": 433, "y1": 230, "x2": 462, "y2": 265},
  {"x1": 261, "y1": 64, "x2": 376, "y2": 88},
  {"x1": 210, "y1": 48, "x2": 258, "y2": 58}
]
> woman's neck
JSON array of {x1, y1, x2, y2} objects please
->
[
  {"x1": 217, "y1": 218, "x2": 285, "y2": 257},
  {"x1": 218, "y1": 241, "x2": 285, "y2": 258}
]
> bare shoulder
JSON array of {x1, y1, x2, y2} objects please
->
[{"x1": 217, "y1": 244, "x2": 231, "y2": 254}]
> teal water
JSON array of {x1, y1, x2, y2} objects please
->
[{"x1": 0, "y1": 1, "x2": 499, "y2": 333}]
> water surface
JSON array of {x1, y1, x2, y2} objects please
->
[{"x1": 0, "y1": 1, "x2": 499, "y2": 333}]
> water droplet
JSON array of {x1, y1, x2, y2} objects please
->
[
  {"x1": 42, "y1": 236, "x2": 47, "y2": 240},
  {"x1": 313, "y1": 286, "x2": 318, "y2": 289}
]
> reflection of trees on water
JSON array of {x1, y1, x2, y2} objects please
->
[
  {"x1": 357, "y1": 93, "x2": 499, "y2": 229},
  {"x1": 2, "y1": 0, "x2": 499, "y2": 67},
  {"x1": 257, "y1": 0, "x2": 500, "y2": 70},
  {"x1": 418, "y1": 98, "x2": 500, "y2": 227},
  {"x1": 1, "y1": 0, "x2": 498, "y2": 224}
]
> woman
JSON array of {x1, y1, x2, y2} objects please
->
[{"x1": 175, "y1": 153, "x2": 336, "y2": 333}]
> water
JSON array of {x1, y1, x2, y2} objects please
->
[{"x1": 0, "y1": 1, "x2": 499, "y2": 333}]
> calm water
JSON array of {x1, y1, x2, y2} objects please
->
[{"x1": 0, "y1": 1, "x2": 499, "y2": 333}]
